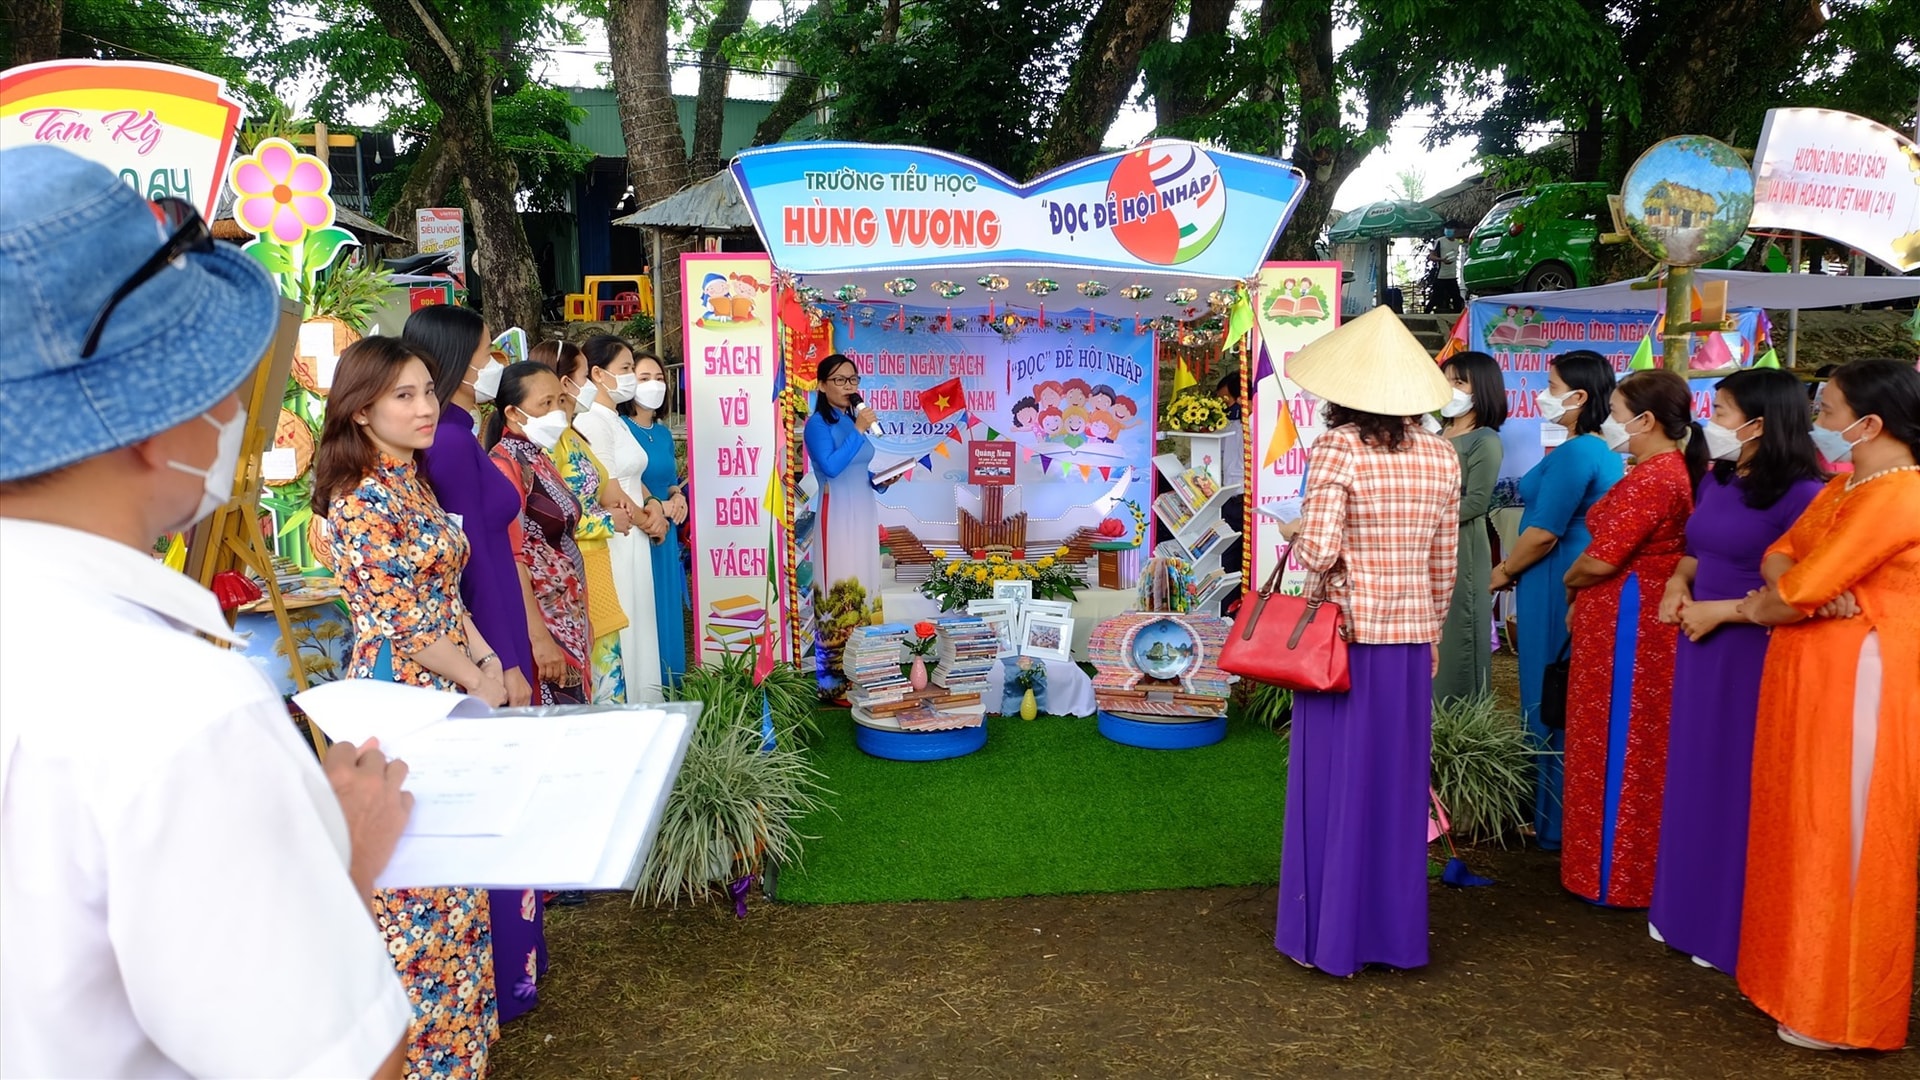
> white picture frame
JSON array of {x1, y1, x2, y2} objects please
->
[
  {"x1": 1019, "y1": 612, "x2": 1074, "y2": 662},
  {"x1": 966, "y1": 599, "x2": 1020, "y2": 658},
  {"x1": 1020, "y1": 599, "x2": 1072, "y2": 621},
  {"x1": 991, "y1": 580, "x2": 1033, "y2": 606}
]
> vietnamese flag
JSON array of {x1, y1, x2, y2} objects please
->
[{"x1": 920, "y1": 376, "x2": 966, "y2": 423}]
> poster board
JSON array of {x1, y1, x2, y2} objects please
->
[
  {"x1": 415, "y1": 208, "x2": 466, "y2": 282},
  {"x1": 1750, "y1": 107, "x2": 1920, "y2": 273},
  {"x1": 1466, "y1": 299, "x2": 1761, "y2": 480},
  {"x1": 1247, "y1": 262, "x2": 1342, "y2": 590},
  {"x1": 682, "y1": 253, "x2": 787, "y2": 666},
  {"x1": 0, "y1": 59, "x2": 243, "y2": 217}
]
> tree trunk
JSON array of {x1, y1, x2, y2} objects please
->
[
  {"x1": 4, "y1": 0, "x2": 62, "y2": 66},
  {"x1": 752, "y1": 70, "x2": 820, "y2": 146},
  {"x1": 689, "y1": 0, "x2": 754, "y2": 179},
  {"x1": 382, "y1": 134, "x2": 458, "y2": 252},
  {"x1": 607, "y1": 0, "x2": 695, "y2": 355},
  {"x1": 1152, "y1": 0, "x2": 1234, "y2": 131},
  {"x1": 1031, "y1": 0, "x2": 1180, "y2": 174},
  {"x1": 447, "y1": 122, "x2": 544, "y2": 334}
]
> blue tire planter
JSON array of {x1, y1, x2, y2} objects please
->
[
  {"x1": 1097, "y1": 710, "x2": 1226, "y2": 750},
  {"x1": 853, "y1": 717, "x2": 989, "y2": 761}
]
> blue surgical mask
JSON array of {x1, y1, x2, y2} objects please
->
[{"x1": 1809, "y1": 416, "x2": 1866, "y2": 463}]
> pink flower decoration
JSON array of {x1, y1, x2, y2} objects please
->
[{"x1": 229, "y1": 138, "x2": 333, "y2": 245}]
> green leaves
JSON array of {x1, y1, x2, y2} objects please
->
[
  {"x1": 302, "y1": 226, "x2": 358, "y2": 277},
  {"x1": 243, "y1": 239, "x2": 294, "y2": 276}
]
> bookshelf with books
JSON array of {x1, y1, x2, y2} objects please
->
[{"x1": 1151, "y1": 443, "x2": 1243, "y2": 594}]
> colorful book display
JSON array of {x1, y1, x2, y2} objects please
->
[
  {"x1": 1088, "y1": 612, "x2": 1236, "y2": 720},
  {"x1": 844, "y1": 620, "x2": 988, "y2": 732}
]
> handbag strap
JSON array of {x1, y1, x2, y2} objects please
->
[{"x1": 1238, "y1": 542, "x2": 1346, "y2": 645}]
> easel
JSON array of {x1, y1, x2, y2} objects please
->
[{"x1": 183, "y1": 298, "x2": 320, "y2": 751}]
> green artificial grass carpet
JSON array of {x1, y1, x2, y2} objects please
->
[{"x1": 772, "y1": 710, "x2": 1289, "y2": 904}]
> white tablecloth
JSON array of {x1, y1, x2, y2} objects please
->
[
  {"x1": 981, "y1": 658, "x2": 1096, "y2": 718},
  {"x1": 879, "y1": 585, "x2": 1139, "y2": 661}
]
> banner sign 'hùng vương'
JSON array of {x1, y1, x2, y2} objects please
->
[
  {"x1": 0, "y1": 59, "x2": 242, "y2": 218},
  {"x1": 730, "y1": 140, "x2": 1306, "y2": 280}
]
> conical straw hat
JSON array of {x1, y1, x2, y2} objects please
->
[{"x1": 1284, "y1": 305, "x2": 1451, "y2": 416}]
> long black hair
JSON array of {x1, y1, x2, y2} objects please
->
[
  {"x1": 1441, "y1": 350, "x2": 1508, "y2": 431},
  {"x1": 402, "y1": 304, "x2": 487, "y2": 407},
  {"x1": 1617, "y1": 369, "x2": 1710, "y2": 490},
  {"x1": 814, "y1": 353, "x2": 858, "y2": 424},
  {"x1": 481, "y1": 361, "x2": 558, "y2": 450},
  {"x1": 1323, "y1": 403, "x2": 1410, "y2": 451},
  {"x1": 1708, "y1": 367, "x2": 1827, "y2": 509},
  {"x1": 1550, "y1": 350, "x2": 1616, "y2": 436},
  {"x1": 1829, "y1": 357, "x2": 1920, "y2": 455}
]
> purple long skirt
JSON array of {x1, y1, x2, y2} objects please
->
[
  {"x1": 1276, "y1": 643, "x2": 1432, "y2": 976},
  {"x1": 489, "y1": 889, "x2": 546, "y2": 1023},
  {"x1": 1648, "y1": 622, "x2": 1768, "y2": 973}
]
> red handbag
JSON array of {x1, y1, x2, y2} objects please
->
[{"x1": 1219, "y1": 549, "x2": 1350, "y2": 693}]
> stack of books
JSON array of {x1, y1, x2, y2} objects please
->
[
  {"x1": 842, "y1": 623, "x2": 910, "y2": 707},
  {"x1": 1153, "y1": 491, "x2": 1195, "y2": 533},
  {"x1": 703, "y1": 594, "x2": 766, "y2": 655},
  {"x1": 1170, "y1": 468, "x2": 1219, "y2": 510},
  {"x1": 931, "y1": 615, "x2": 997, "y2": 693}
]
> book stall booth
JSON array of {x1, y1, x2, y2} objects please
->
[{"x1": 686, "y1": 139, "x2": 1349, "y2": 759}]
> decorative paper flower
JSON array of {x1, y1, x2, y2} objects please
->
[
  {"x1": 884, "y1": 277, "x2": 918, "y2": 296},
  {"x1": 1119, "y1": 284, "x2": 1154, "y2": 301},
  {"x1": 1026, "y1": 278, "x2": 1060, "y2": 296},
  {"x1": 1164, "y1": 287, "x2": 1199, "y2": 305},
  {"x1": 835, "y1": 284, "x2": 867, "y2": 303},
  {"x1": 1078, "y1": 280, "x2": 1109, "y2": 298},
  {"x1": 977, "y1": 274, "x2": 1010, "y2": 292},
  {"x1": 230, "y1": 138, "x2": 333, "y2": 245},
  {"x1": 931, "y1": 280, "x2": 966, "y2": 299}
]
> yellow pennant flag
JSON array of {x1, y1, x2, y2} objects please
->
[
  {"x1": 1170, "y1": 354, "x2": 1197, "y2": 396},
  {"x1": 1262, "y1": 396, "x2": 1301, "y2": 469}
]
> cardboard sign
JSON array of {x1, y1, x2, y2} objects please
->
[
  {"x1": 1750, "y1": 108, "x2": 1920, "y2": 272},
  {"x1": 0, "y1": 59, "x2": 243, "y2": 217},
  {"x1": 968, "y1": 440, "x2": 1015, "y2": 485}
]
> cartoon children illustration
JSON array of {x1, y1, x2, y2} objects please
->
[
  {"x1": 1086, "y1": 409, "x2": 1117, "y2": 443},
  {"x1": 1088, "y1": 384, "x2": 1116, "y2": 415},
  {"x1": 1035, "y1": 381, "x2": 1063, "y2": 412},
  {"x1": 1110, "y1": 394, "x2": 1140, "y2": 428},
  {"x1": 1061, "y1": 378, "x2": 1092, "y2": 411},
  {"x1": 1038, "y1": 408, "x2": 1064, "y2": 439},
  {"x1": 728, "y1": 273, "x2": 765, "y2": 321},
  {"x1": 702, "y1": 273, "x2": 732, "y2": 321},
  {"x1": 1061, "y1": 406, "x2": 1088, "y2": 448},
  {"x1": 1010, "y1": 395, "x2": 1041, "y2": 433}
]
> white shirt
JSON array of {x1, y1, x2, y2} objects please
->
[
  {"x1": 573, "y1": 401, "x2": 650, "y2": 495},
  {"x1": 0, "y1": 519, "x2": 411, "y2": 1078}
]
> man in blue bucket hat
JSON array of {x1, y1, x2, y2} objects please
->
[{"x1": 0, "y1": 146, "x2": 412, "y2": 1077}]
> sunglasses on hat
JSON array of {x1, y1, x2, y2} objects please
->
[{"x1": 79, "y1": 196, "x2": 214, "y2": 359}]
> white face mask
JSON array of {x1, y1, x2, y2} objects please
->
[
  {"x1": 1601, "y1": 412, "x2": 1644, "y2": 452},
  {"x1": 571, "y1": 377, "x2": 599, "y2": 412},
  {"x1": 635, "y1": 379, "x2": 667, "y2": 410},
  {"x1": 1441, "y1": 389, "x2": 1473, "y2": 419},
  {"x1": 166, "y1": 407, "x2": 248, "y2": 528},
  {"x1": 471, "y1": 359, "x2": 505, "y2": 404},
  {"x1": 1536, "y1": 388, "x2": 1575, "y2": 423},
  {"x1": 1702, "y1": 418, "x2": 1757, "y2": 462},
  {"x1": 517, "y1": 407, "x2": 571, "y2": 450},
  {"x1": 609, "y1": 372, "x2": 639, "y2": 404}
]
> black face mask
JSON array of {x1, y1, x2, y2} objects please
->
[{"x1": 1226, "y1": 403, "x2": 1242, "y2": 422}]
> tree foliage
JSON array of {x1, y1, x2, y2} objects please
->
[{"x1": 3, "y1": 0, "x2": 279, "y2": 108}]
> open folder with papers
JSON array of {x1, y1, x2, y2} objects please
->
[{"x1": 293, "y1": 680, "x2": 697, "y2": 891}]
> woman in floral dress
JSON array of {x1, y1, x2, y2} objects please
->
[
  {"x1": 314, "y1": 337, "x2": 501, "y2": 1078},
  {"x1": 483, "y1": 361, "x2": 594, "y2": 704}
]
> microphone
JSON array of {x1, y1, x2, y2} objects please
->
[{"x1": 847, "y1": 392, "x2": 865, "y2": 413}]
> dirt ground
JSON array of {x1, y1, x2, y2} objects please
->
[{"x1": 493, "y1": 652, "x2": 1914, "y2": 1078}]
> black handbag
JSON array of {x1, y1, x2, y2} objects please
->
[{"x1": 1539, "y1": 637, "x2": 1572, "y2": 731}]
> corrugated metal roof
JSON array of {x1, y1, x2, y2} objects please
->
[
  {"x1": 211, "y1": 185, "x2": 405, "y2": 243},
  {"x1": 611, "y1": 169, "x2": 754, "y2": 232},
  {"x1": 565, "y1": 88, "x2": 787, "y2": 161}
]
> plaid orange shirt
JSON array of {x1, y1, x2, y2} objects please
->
[{"x1": 1290, "y1": 424, "x2": 1462, "y2": 644}]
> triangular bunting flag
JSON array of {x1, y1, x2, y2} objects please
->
[
  {"x1": 1753, "y1": 346, "x2": 1780, "y2": 369},
  {"x1": 1227, "y1": 284, "x2": 1255, "y2": 344},
  {"x1": 1079, "y1": 464, "x2": 1092, "y2": 480},
  {"x1": 918, "y1": 454, "x2": 934, "y2": 468},
  {"x1": 1628, "y1": 332, "x2": 1656, "y2": 371},
  {"x1": 934, "y1": 442, "x2": 951, "y2": 458},
  {"x1": 1171, "y1": 354, "x2": 1196, "y2": 396},
  {"x1": 1433, "y1": 310, "x2": 1470, "y2": 365},
  {"x1": 1020, "y1": 447, "x2": 1033, "y2": 461},
  {"x1": 948, "y1": 425, "x2": 964, "y2": 443},
  {"x1": 1099, "y1": 466, "x2": 1112, "y2": 480},
  {"x1": 985, "y1": 426, "x2": 1001, "y2": 441},
  {"x1": 1263, "y1": 397, "x2": 1301, "y2": 469},
  {"x1": 1254, "y1": 342, "x2": 1275, "y2": 385},
  {"x1": 1692, "y1": 330, "x2": 1735, "y2": 371},
  {"x1": 1038, "y1": 454, "x2": 1052, "y2": 472}
]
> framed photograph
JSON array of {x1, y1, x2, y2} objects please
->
[
  {"x1": 966, "y1": 599, "x2": 1020, "y2": 657},
  {"x1": 1019, "y1": 612, "x2": 1074, "y2": 662},
  {"x1": 991, "y1": 580, "x2": 1033, "y2": 606}
]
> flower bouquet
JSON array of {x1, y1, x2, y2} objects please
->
[
  {"x1": 905, "y1": 619, "x2": 938, "y2": 689},
  {"x1": 918, "y1": 548, "x2": 1082, "y2": 610},
  {"x1": 1161, "y1": 388, "x2": 1230, "y2": 433}
]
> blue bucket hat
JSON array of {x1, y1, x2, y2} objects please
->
[{"x1": 0, "y1": 145, "x2": 281, "y2": 482}]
